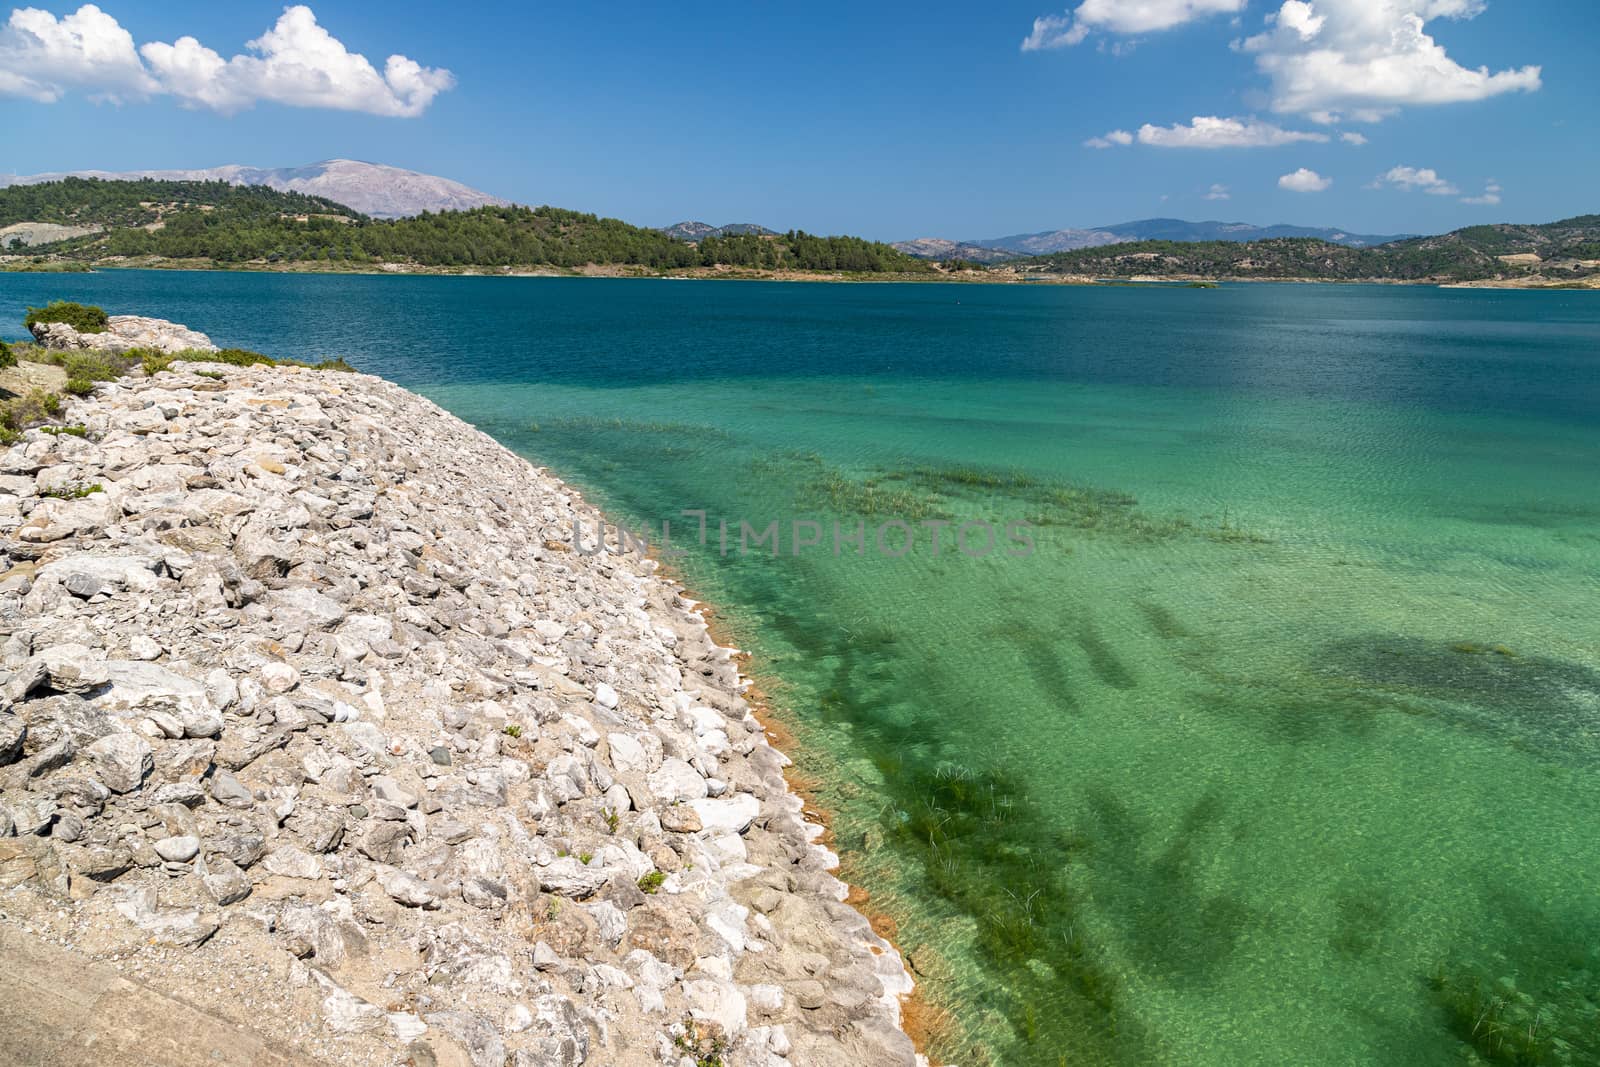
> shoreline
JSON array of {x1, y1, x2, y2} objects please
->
[
  {"x1": 5, "y1": 257, "x2": 1596, "y2": 290},
  {"x1": 0, "y1": 350, "x2": 925, "y2": 1065},
  {"x1": 634, "y1": 559, "x2": 951, "y2": 1061},
  {"x1": 533, "y1": 470, "x2": 942, "y2": 1062}
]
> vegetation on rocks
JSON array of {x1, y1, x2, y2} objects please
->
[
  {"x1": 24, "y1": 300, "x2": 108, "y2": 334},
  {"x1": 0, "y1": 388, "x2": 64, "y2": 444}
]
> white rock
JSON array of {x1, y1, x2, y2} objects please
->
[
  {"x1": 30, "y1": 314, "x2": 218, "y2": 354},
  {"x1": 154, "y1": 835, "x2": 200, "y2": 862},
  {"x1": 607, "y1": 732, "x2": 647, "y2": 774},
  {"x1": 377, "y1": 867, "x2": 439, "y2": 908},
  {"x1": 260, "y1": 661, "x2": 300, "y2": 694},
  {"x1": 690, "y1": 793, "x2": 761, "y2": 835},
  {"x1": 647, "y1": 758, "x2": 708, "y2": 803},
  {"x1": 85, "y1": 732, "x2": 152, "y2": 794},
  {"x1": 683, "y1": 978, "x2": 748, "y2": 1041},
  {"x1": 262, "y1": 846, "x2": 322, "y2": 880}
]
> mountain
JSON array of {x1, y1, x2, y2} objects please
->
[
  {"x1": 661, "y1": 221, "x2": 777, "y2": 241},
  {"x1": 0, "y1": 160, "x2": 506, "y2": 219},
  {"x1": 888, "y1": 238, "x2": 1020, "y2": 264},
  {"x1": 1009, "y1": 215, "x2": 1600, "y2": 283},
  {"x1": 1087, "y1": 218, "x2": 1413, "y2": 248},
  {"x1": 896, "y1": 218, "x2": 1414, "y2": 259}
]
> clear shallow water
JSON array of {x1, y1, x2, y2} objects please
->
[{"x1": 5, "y1": 273, "x2": 1600, "y2": 1065}]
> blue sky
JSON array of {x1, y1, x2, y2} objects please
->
[{"x1": 2, "y1": 1, "x2": 1594, "y2": 240}]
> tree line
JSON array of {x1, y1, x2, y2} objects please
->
[{"x1": 5, "y1": 181, "x2": 930, "y2": 273}]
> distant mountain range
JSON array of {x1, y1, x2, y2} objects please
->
[
  {"x1": 887, "y1": 238, "x2": 1022, "y2": 264},
  {"x1": 894, "y1": 218, "x2": 1414, "y2": 260},
  {"x1": 0, "y1": 160, "x2": 506, "y2": 219},
  {"x1": 660, "y1": 222, "x2": 778, "y2": 241}
]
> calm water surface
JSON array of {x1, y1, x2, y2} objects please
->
[{"x1": 5, "y1": 272, "x2": 1599, "y2": 1066}]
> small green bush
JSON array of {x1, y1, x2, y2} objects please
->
[
  {"x1": 24, "y1": 301, "x2": 109, "y2": 334},
  {"x1": 63, "y1": 378, "x2": 95, "y2": 397},
  {"x1": 131, "y1": 345, "x2": 352, "y2": 377},
  {"x1": 0, "y1": 339, "x2": 14, "y2": 369},
  {"x1": 637, "y1": 870, "x2": 665, "y2": 894},
  {"x1": 40, "y1": 424, "x2": 88, "y2": 437},
  {"x1": 1, "y1": 389, "x2": 65, "y2": 436},
  {"x1": 40, "y1": 481, "x2": 101, "y2": 500},
  {"x1": 206, "y1": 348, "x2": 275, "y2": 367},
  {"x1": 61, "y1": 352, "x2": 122, "y2": 382}
]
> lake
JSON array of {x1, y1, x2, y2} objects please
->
[{"x1": 5, "y1": 271, "x2": 1599, "y2": 1066}]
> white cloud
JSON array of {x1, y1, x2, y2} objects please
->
[
  {"x1": 1461, "y1": 181, "x2": 1502, "y2": 205},
  {"x1": 0, "y1": 4, "x2": 453, "y2": 116},
  {"x1": 1132, "y1": 115, "x2": 1331, "y2": 148},
  {"x1": 1374, "y1": 165, "x2": 1460, "y2": 195},
  {"x1": 1340, "y1": 131, "x2": 1368, "y2": 145},
  {"x1": 1204, "y1": 183, "x2": 1231, "y2": 200},
  {"x1": 1023, "y1": 0, "x2": 1245, "y2": 50},
  {"x1": 1239, "y1": 0, "x2": 1541, "y2": 122},
  {"x1": 1279, "y1": 167, "x2": 1333, "y2": 192},
  {"x1": 1084, "y1": 128, "x2": 1134, "y2": 148},
  {"x1": 0, "y1": 3, "x2": 157, "y2": 103}
]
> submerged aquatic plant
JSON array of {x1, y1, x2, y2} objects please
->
[{"x1": 1428, "y1": 967, "x2": 1586, "y2": 1066}]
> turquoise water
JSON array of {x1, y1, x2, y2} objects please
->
[{"x1": 5, "y1": 273, "x2": 1600, "y2": 1065}]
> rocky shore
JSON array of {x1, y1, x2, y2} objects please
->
[{"x1": 0, "y1": 344, "x2": 919, "y2": 1065}]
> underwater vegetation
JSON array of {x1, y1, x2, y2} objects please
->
[
  {"x1": 1314, "y1": 636, "x2": 1600, "y2": 763},
  {"x1": 525, "y1": 415, "x2": 735, "y2": 440},
  {"x1": 1429, "y1": 964, "x2": 1600, "y2": 1066},
  {"x1": 880, "y1": 759, "x2": 1154, "y2": 1065},
  {"x1": 755, "y1": 454, "x2": 1272, "y2": 546}
]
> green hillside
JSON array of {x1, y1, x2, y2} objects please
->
[
  {"x1": 0, "y1": 177, "x2": 356, "y2": 230},
  {"x1": 2, "y1": 178, "x2": 930, "y2": 274},
  {"x1": 1013, "y1": 217, "x2": 1600, "y2": 283}
]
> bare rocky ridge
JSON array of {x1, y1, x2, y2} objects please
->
[{"x1": 0, "y1": 350, "x2": 919, "y2": 1066}]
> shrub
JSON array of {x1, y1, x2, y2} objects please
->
[
  {"x1": 637, "y1": 870, "x2": 665, "y2": 894},
  {"x1": 0, "y1": 389, "x2": 64, "y2": 436},
  {"x1": 63, "y1": 378, "x2": 95, "y2": 397},
  {"x1": 60, "y1": 352, "x2": 122, "y2": 382},
  {"x1": 0, "y1": 339, "x2": 13, "y2": 369},
  {"x1": 24, "y1": 301, "x2": 109, "y2": 334},
  {"x1": 207, "y1": 348, "x2": 275, "y2": 367},
  {"x1": 40, "y1": 481, "x2": 102, "y2": 499}
]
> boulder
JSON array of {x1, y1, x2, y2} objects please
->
[
  {"x1": 30, "y1": 315, "x2": 218, "y2": 354},
  {"x1": 85, "y1": 732, "x2": 153, "y2": 793}
]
